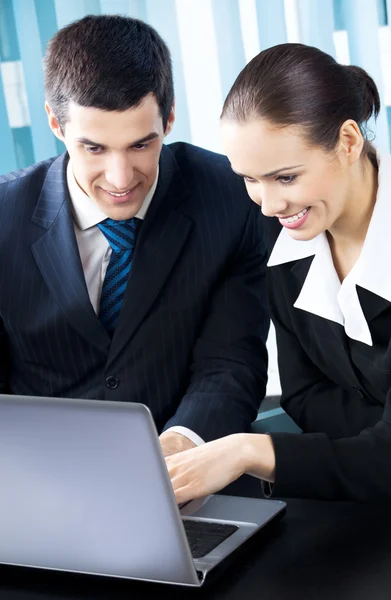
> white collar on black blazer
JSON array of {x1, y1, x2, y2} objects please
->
[{"x1": 267, "y1": 151, "x2": 391, "y2": 346}]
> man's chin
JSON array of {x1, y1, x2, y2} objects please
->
[
  {"x1": 93, "y1": 193, "x2": 144, "y2": 220},
  {"x1": 103, "y1": 202, "x2": 144, "y2": 221}
]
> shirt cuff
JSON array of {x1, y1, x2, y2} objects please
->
[
  {"x1": 261, "y1": 480, "x2": 275, "y2": 498},
  {"x1": 165, "y1": 426, "x2": 205, "y2": 447}
]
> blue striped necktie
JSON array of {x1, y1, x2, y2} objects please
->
[{"x1": 97, "y1": 217, "x2": 140, "y2": 334}]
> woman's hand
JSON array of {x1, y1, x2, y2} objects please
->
[{"x1": 165, "y1": 433, "x2": 276, "y2": 504}]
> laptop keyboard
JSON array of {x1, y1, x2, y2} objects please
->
[{"x1": 182, "y1": 519, "x2": 238, "y2": 559}]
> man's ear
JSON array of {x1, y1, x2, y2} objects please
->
[
  {"x1": 164, "y1": 101, "x2": 175, "y2": 137},
  {"x1": 45, "y1": 102, "x2": 65, "y2": 141}
]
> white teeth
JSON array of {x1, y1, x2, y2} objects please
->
[
  {"x1": 107, "y1": 190, "x2": 130, "y2": 197},
  {"x1": 282, "y1": 207, "x2": 308, "y2": 222}
]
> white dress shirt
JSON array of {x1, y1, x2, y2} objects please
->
[
  {"x1": 67, "y1": 161, "x2": 204, "y2": 446},
  {"x1": 268, "y1": 151, "x2": 391, "y2": 347}
]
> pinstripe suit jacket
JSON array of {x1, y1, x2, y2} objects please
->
[{"x1": 0, "y1": 142, "x2": 269, "y2": 442}]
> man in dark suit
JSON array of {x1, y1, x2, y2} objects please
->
[{"x1": 0, "y1": 15, "x2": 268, "y2": 457}]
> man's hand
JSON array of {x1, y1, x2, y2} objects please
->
[{"x1": 159, "y1": 431, "x2": 197, "y2": 457}]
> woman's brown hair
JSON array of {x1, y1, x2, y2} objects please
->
[{"x1": 221, "y1": 43, "x2": 380, "y2": 155}]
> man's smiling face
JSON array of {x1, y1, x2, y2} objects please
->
[{"x1": 47, "y1": 94, "x2": 174, "y2": 219}]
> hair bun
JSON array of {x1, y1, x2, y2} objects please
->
[{"x1": 344, "y1": 65, "x2": 380, "y2": 122}]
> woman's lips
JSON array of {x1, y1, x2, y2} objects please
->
[{"x1": 278, "y1": 207, "x2": 310, "y2": 229}]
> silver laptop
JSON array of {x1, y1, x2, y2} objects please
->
[{"x1": 0, "y1": 394, "x2": 286, "y2": 587}]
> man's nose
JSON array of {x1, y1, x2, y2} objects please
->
[{"x1": 105, "y1": 156, "x2": 134, "y2": 190}]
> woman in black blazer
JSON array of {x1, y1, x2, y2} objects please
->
[{"x1": 166, "y1": 43, "x2": 391, "y2": 503}]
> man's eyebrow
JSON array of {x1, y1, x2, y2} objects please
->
[
  {"x1": 130, "y1": 132, "x2": 160, "y2": 146},
  {"x1": 76, "y1": 137, "x2": 102, "y2": 146},
  {"x1": 75, "y1": 132, "x2": 160, "y2": 147},
  {"x1": 232, "y1": 165, "x2": 304, "y2": 178}
]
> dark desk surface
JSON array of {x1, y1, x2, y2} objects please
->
[{"x1": 1, "y1": 497, "x2": 390, "y2": 600}]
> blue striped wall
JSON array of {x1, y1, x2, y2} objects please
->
[{"x1": 0, "y1": 0, "x2": 390, "y2": 173}]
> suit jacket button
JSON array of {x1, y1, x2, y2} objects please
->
[
  {"x1": 353, "y1": 386, "x2": 364, "y2": 398},
  {"x1": 106, "y1": 376, "x2": 119, "y2": 390}
]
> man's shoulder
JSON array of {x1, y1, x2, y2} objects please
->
[
  {"x1": 260, "y1": 212, "x2": 283, "y2": 254},
  {"x1": 164, "y1": 141, "x2": 250, "y2": 212},
  {"x1": 163, "y1": 142, "x2": 256, "y2": 232},
  {"x1": 0, "y1": 156, "x2": 59, "y2": 194},
  {"x1": 165, "y1": 141, "x2": 240, "y2": 181},
  {"x1": 0, "y1": 155, "x2": 64, "y2": 224}
]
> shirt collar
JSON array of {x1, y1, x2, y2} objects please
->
[
  {"x1": 67, "y1": 161, "x2": 159, "y2": 231},
  {"x1": 267, "y1": 151, "x2": 391, "y2": 346}
]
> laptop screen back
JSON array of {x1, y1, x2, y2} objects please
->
[{"x1": 0, "y1": 395, "x2": 199, "y2": 585}]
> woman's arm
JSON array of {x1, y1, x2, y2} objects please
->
[
  {"x1": 166, "y1": 432, "x2": 276, "y2": 505},
  {"x1": 167, "y1": 263, "x2": 390, "y2": 504},
  {"x1": 265, "y1": 265, "x2": 391, "y2": 502}
]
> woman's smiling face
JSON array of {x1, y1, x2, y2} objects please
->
[{"x1": 221, "y1": 117, "x2": 352, "y2": 241}]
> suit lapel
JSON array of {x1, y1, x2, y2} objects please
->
[
  {"x1": 357, "y1": 286, "x2": 391, "y2": 324},
  {"x1": 31, "y1": 153, "x2": 111, "y2": 355},
  {"x1": 290, "y1": 258, "x2": 361, "y2": 384},
  {"x1": 107, "y1": 146, "x2": 193, "y2": 365}
]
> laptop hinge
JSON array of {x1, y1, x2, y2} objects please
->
[{"x1": 196, "y1": 570, "x2": 205, "y2": 582}]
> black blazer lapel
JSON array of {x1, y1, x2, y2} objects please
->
[
  {"x1": 357, "y1": 286, "x2": 391, "y2": 324},
  {"x1": 31, "y1": 154, "x2": 110, "y2": 355},
  {"x1": 290, "y1": 257, "x2": 361, "y2": 384},
  {"x1": 107, "y1": 146, "x2": 193, "y2": 365}
]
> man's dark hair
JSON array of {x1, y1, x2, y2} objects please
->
[{"x1": 44, "y1": 14, "x2": 174, "y2": 130}]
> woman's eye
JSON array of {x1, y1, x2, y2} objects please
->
[
  {"x1": 244, "y1": 176, "x2": 256, "y2": 183},
  {"x1": 277, "y1": 175, "x2": 297, "y2": 185}
]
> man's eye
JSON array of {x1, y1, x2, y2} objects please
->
[
  {"x1": 86, "y1": 146, "x2": 103, "y2": 154},
  {"x1": 277, "y1": 175, "x2": 297, "y2": 185},
  {"x1": 132, "y1": 143, "x2": 148, "y2": 150}
]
